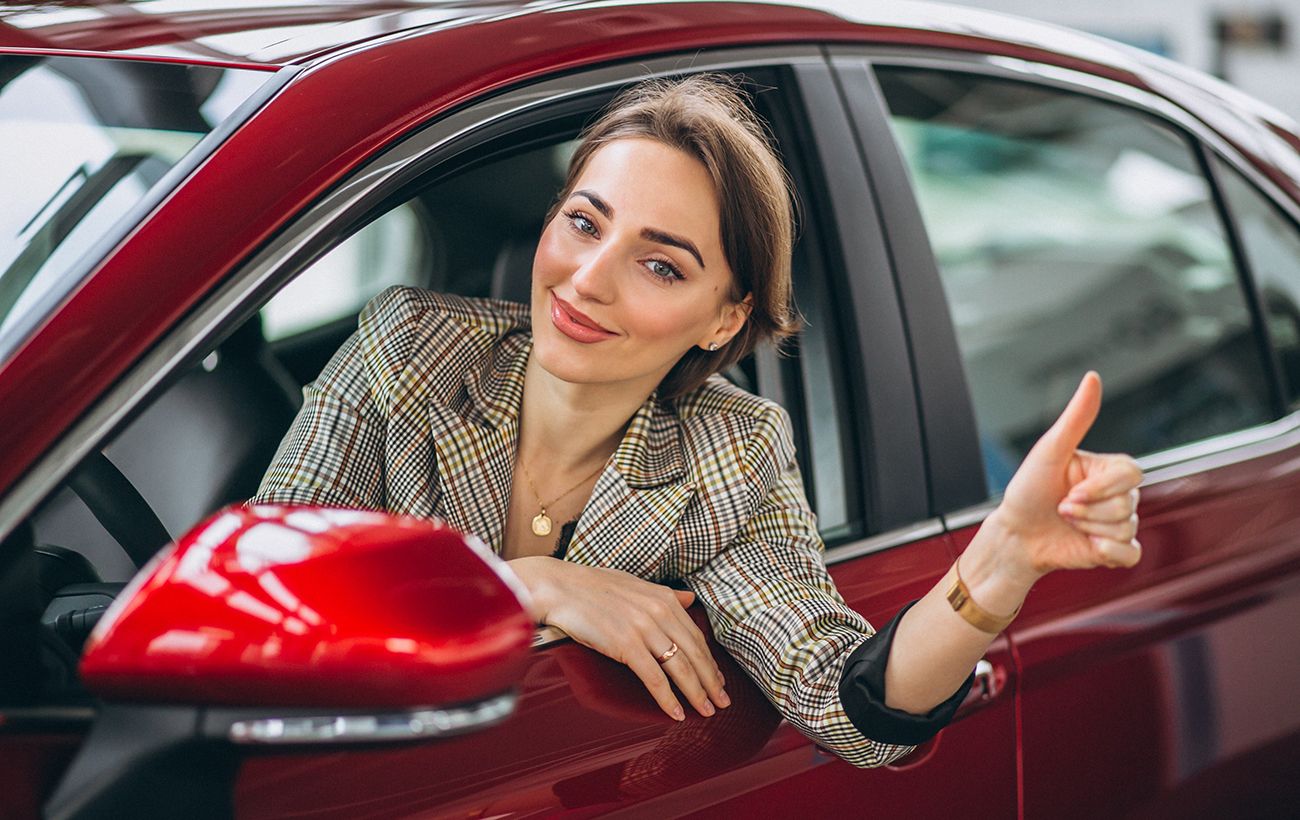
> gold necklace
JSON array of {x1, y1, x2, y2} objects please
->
[{"x1": 519, "y1": 457, "x2": 608, "y2": 537}]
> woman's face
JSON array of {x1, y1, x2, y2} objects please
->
[{"x1": 530, "y1": 137, "x2": 748, "y2": 395}]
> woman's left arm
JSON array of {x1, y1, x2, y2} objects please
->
[{"x1": 882, "y1": 371, "x2": 1142, "y2": 713}]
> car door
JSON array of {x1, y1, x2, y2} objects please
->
[
  {"x1": 6, "y1": 46, "x2": 1018, "y2": 817},
  {"x1": 837, "y1": 48, "x2": 1300, "y2": 817},
  {"x1": 197, "y1": 51, "x2": 1018, "y2": 817}
]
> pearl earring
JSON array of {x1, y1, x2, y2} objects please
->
[{"x1": 707, "y1": 342, "x2": 719, "y2": 351}]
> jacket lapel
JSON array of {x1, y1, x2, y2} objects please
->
[
  {"x1": 565, "y1": 395, "x2": 696, "y2": 580},
  {"x1": 427, "y1": 333, "x2": 529, "y2": 551}
]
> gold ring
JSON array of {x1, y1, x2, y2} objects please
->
[{"x1": 654, "y1": 642, "x2": 680, "y2": 664}]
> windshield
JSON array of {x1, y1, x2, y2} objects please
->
[{"x1": 0, "y1": 55, "x2": 270, "y2": 355}]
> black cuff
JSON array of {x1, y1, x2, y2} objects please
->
[{"x1": 838, "y1": 600, "x2": 975, "y2": 746}]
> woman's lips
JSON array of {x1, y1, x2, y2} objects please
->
[{"x1": 551, "y1": 294, "x2": 616, "y2": 343}]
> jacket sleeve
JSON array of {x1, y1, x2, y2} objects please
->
[
  {"x1": 685, "y1": 404, "x2": 959, "y2": 767},
  {"x1": 251, "y1": 288, "x2": 415, "y2": 509}
]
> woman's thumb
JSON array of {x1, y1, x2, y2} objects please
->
[{"x1": 1038, "y1": 371, "x2": 1102, "y2": 458}]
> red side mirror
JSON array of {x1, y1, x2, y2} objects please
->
[{"x1": 80, "y1": 505, "x2": 532, "y2": 709}]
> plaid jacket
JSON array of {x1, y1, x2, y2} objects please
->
[{"x1": 255, "y1": 286, "x2": 913, "y2": 766}]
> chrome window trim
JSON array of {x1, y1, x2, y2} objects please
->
[
  {"x1": 824, "y1": 518, "x2": 944, "y2": 566},
  {"x1": 831, "y1": 45, "x2": 1300, "y2": 269},
  {"x1": 942, "y1": 410, "x2": 1300, "y2": 531},
  {"x1": 0, "y1": 45, "x2": 822, "y2": 542}
]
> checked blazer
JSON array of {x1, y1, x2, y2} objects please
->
[{"x1": 254, "y1": 286, "x2": 914, "y2": 767}]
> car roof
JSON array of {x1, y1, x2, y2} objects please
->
[
  {"x1": 0, "y1": 0, "x2": 590, "y2": 66},
  {"x1": 0, "y1": 0, "x2": 1209, "y2": 76}
]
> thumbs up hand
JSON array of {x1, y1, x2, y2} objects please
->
[{"x1": 992, "y1": 372, "x2": 1144, "y2": 586}]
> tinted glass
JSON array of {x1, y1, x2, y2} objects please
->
[
  {"x1": 876, "y1": 68, "x2": 1273, "y2": 493},
  {"x1": 1213, "y1": 157, "x2": 1300, "y2": 408},
  {"x1": 0, "y1": 56, "x2": 268, "y2": 352}
]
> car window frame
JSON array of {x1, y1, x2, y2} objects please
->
[
  {"x1": 1202, "y1": 146, "x2": 1300, "y2": 411},
  {"x1": 830, "y1": 45, "x2": 1300, "y2": 528},
  {"x1": 3, "y1": 47, "x2": 936, "y2": 575}
]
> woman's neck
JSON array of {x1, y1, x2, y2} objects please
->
[{"x1": 517, "y1": 352, "x2": 653, "y2": 474}]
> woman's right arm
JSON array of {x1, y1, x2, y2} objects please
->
[{"x1": 253, "y1": 324, "x2": 389, "y2": 509}]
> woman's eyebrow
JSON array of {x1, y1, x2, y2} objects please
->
[
  {"x1": 572, "y1": 189, "x2": 705, "y2": 269},
  {"x1": 642, "y1": 228, "x2": 705, "y2": 269},
  {"x1": 574, "y1": 189, "x2": 614, "y2": 219}
]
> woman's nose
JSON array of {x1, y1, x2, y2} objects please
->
[{"x1": 570, "y1": 244, "x2": 618, "y2": 304}]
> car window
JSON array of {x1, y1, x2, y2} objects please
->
[
  {"x1": 262, "y1": 75, "x2": 865, "y2": 540},
  {"x1": 0, "y1": 56, "x2": 269, "y2": 356},
  {"x1": 1212, "y1": 157, "x2": 1300, "y2": 409},
  {"x1": 261, "y1": 202, "x2": 432, "y2": 341},
  {"x1": 875, "y1": 67, "x2": 1274, "y2": 494}
]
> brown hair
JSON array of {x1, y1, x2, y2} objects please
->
[{"x1": 547, "y1": 74, "x2": 800, "y2": 399}]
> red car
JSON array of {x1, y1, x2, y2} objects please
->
[{"x1": 3, "y1": 1, "x2": 1299, "y2": 817}]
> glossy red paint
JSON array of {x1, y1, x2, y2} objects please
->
[
  {"x1": 231, "y1": 532, "x2": 1020, "y2": 818},
  {"x1": 971, "y1": 437, "x2": 1300, "y2": 817},
  {"x1": 0, "y1": 0, "x2": 563, "y2": 66},
  {"x1": 80, "y1": 505, "x2": 533, "y2": 707}
]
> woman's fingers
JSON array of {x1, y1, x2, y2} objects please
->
[
  {"x1": 1069, "y1": 455, "x2": 1143, "y2": 502},
  {"x1": 1065, "y1": 513, "x2": 1139, "y2": 542},
  {"x1": 1058, "y1": 488, "x2": 1138, "y2": 523},
  {"x1": 1090, "y1": 535, "x2": 1142, "y2": 568},
  {"x1": 525, "y1": 561, "x2": 731, "y2": 721},
  {"x1": 658, "y1": 607, "x2": 729, "y2": 714},
  {"x1": 625, "y1": 650, "x2": 686, "y2": 721}
]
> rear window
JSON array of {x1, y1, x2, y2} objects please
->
[{"x1": 0, "y1": 55, "x2": 270, "y2": 355}]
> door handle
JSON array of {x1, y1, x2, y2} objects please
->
[
  {"x1": 973, "y1": 658, "x2": 999, "y2": 699},
  {"x1": 954, "y1": 657, "x2": 1006, "y2": 720}
]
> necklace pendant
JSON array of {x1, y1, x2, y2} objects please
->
[{"x1": 531, "y1": 512, "x2": 553, "y2": 537}]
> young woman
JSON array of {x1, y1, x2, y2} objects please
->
[{"x1": 255, "y1": 75, "x2": 1142, "y2": 767}]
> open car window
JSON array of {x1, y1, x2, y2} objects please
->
[{"x1": 32, "y1": 66, "x2": 863, "y2": 588}]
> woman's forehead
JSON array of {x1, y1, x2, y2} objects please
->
[{"x1": 571, "y1": 138, "x2": 725, "y2": 264}]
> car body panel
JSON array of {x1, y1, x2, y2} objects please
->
[
  {"x1": 231, "y1": 531, "x2": 1018, "y2": 818},
  {"x1": 988, "y1": 433, "x2": 1300, "y2": 817}
]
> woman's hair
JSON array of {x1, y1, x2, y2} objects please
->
[{"x1": 548, "y1": 73, "x2": 800, "y2": 399}]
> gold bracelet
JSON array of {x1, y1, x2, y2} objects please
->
[{"x1": 946, "y1": 557, "x2": 1021, "y2": 634}]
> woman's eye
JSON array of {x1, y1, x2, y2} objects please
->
[
  {"x1": 647, "y1": 259, "x2": 683, "y2": 281},
  {"x1": 567, "y1": 211, "x2": 597, "y2": 237}
]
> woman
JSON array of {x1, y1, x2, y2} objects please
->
[{"x1": 254, "y1": 75, "x2": 1142, "y2": 767}]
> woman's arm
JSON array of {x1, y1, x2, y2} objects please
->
[
  {"x1": 253, "y1": 287, "x2": 421, "y2": 508},
  {"x1": 508, "y1": 556, "x2": 729, "y2": 722},
  {"x1": 882, "y1": 371, "x2": 1142, "y2": 713}
]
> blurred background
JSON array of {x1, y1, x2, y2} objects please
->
[{"x1": 911, "y1": 0, "x2": 1300, "y2": 120}]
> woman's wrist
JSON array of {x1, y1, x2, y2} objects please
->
[
  {"x1": 958, "y1": 509, "x2": 1041, "y2": 618},
  {"x1": 507, "y1": 555, "x2": 564, "y2": 623}
]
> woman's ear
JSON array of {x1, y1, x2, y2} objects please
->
[{"x1": 718, "y1": 293, "x2": 753, "y2": 341}]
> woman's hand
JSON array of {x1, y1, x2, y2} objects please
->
[
  {"x1": 983, "y1": 371, "x2": 1143, "y2": 591},
  {"x1": 508, "y1": 556, "x2": 730, "y2": 721}
]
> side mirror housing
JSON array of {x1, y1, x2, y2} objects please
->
[
  {"x1": 49, "y1": 505, "x2": 532, "y2": 820},
  {"x1": 80, "y1": 504, "x2": 533, "y2": 709}
]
